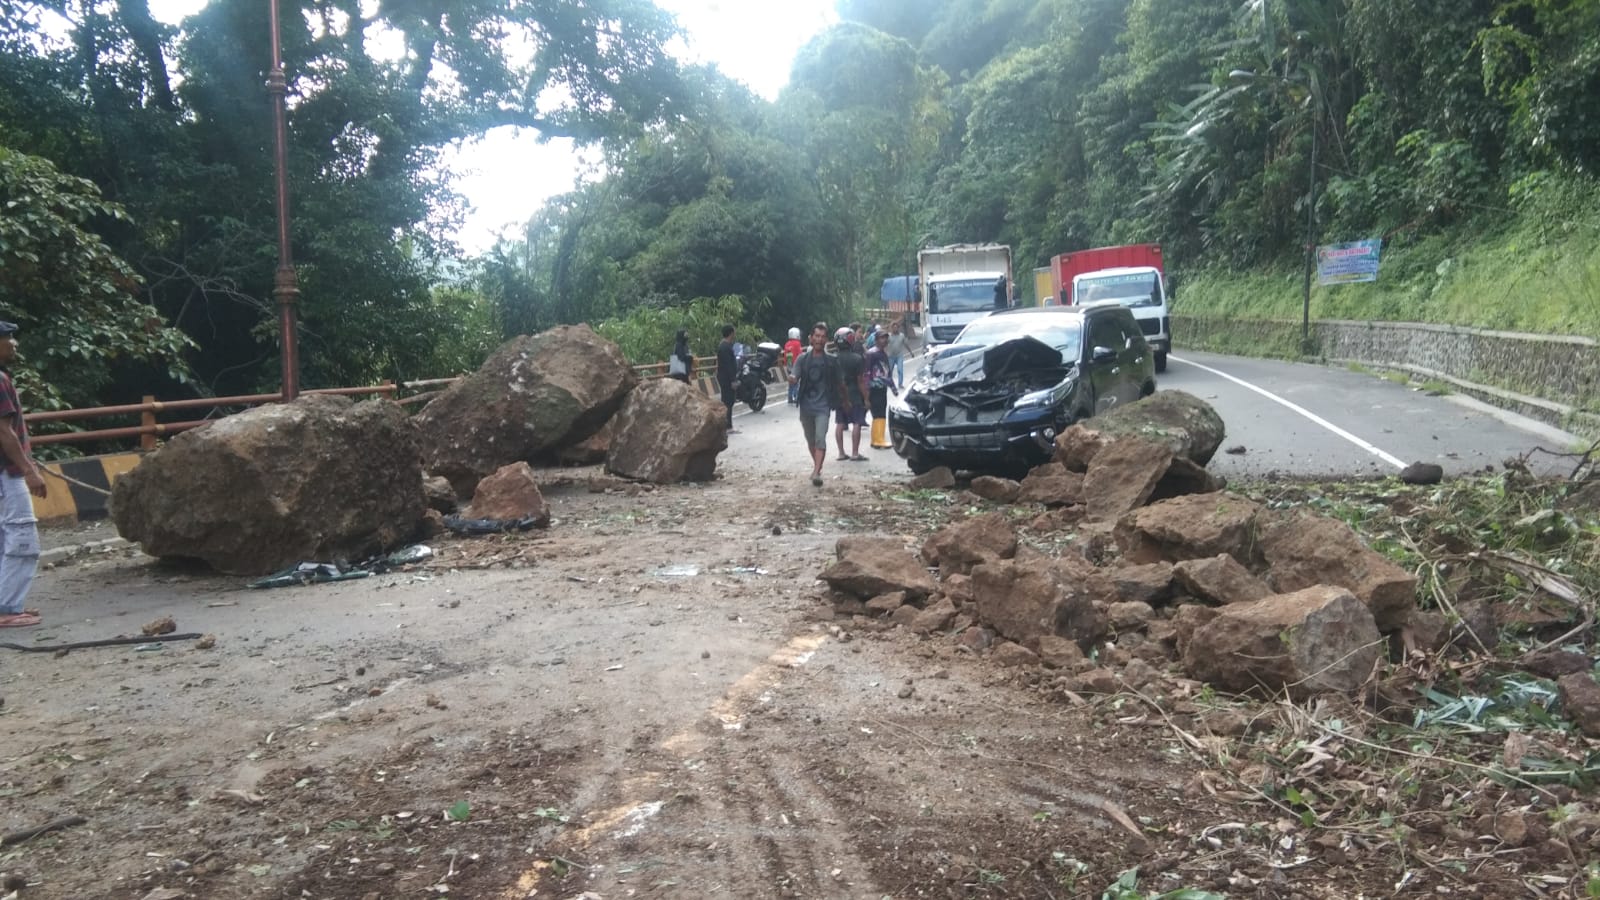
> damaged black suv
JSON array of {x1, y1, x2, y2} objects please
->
[{"x1": 887, "y1": 304, "x2": 1157, "y2": 475}]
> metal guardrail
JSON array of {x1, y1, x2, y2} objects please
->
[{"x1": 23, "y1": 357, "x2": 726, "y2": 450}]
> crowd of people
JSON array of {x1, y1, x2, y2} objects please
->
[{"x1": 668, "y1": 318, "x2": 911, "y2": 487}]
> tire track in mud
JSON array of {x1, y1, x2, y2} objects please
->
[{"x1": 500, "y1": 631, "x2": 888, "y2": 899}]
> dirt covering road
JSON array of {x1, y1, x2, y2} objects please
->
[{"x1": 3, "y1": 406, "x2": 1595, "y2": 899}]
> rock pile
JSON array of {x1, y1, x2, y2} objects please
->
[{"x1": 820, "y1": 390, "x2": 1423, "y2": 699}]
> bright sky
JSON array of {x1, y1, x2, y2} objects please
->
[{"x1": 147, "y1": 0, "x2": 837, "y2": 254}]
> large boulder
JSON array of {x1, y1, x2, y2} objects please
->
[
  {"x1": 1258, "y1": 512, "x2": 1419, "y2": 631},
  {"x1": 415, "y1": 326, "x2": 636, "y2": 494},
  {"x1": 921, "y1": 512, "x2": 1018, "y2": 577},
  {"x1": 606, "y1": 379, "x2": 727, "y2": 483},
  {"x1": 1114, "y1": 492, "x2": 1266, "y2": 567},
  {"x1": 111, "y1": 396, "x2": 423, "y2": 575},
  {"x1": 1182, "y1": 586, "x2": 1383, "y2": 696},
  {"x1": 1055, "y1": 391, "x2": 1226, "y2": 470},
  {"x1": 819, "y1": 536, "x2": 936, "y2": 600}
]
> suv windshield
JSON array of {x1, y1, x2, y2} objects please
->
[
  {"x1": 954, "y1": 316, "x2": 1083, "y2": 361},
  {"x1": 1077, "y1": 272, "x2": 1161, "y2": 308},
  {"x1": 930, "y1": 278, "x2": 1003, "y2": 313}
]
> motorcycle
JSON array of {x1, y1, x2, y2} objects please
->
[{"x1": 735, "y1": 342, "x2": 782, "y2": 413}]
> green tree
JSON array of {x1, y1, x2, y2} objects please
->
[{"x1": 0, "y1": 146, "x2": 194, "y2": 410}]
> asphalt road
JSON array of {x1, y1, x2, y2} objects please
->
[
  {"x1": 718, "y1": 348, "x2": 1580, "y2": 487},
  {"x1": 1164, "y1": 350, "x2": 1579, "y2": 479}
]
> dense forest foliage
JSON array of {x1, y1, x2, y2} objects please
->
[{"x1": 3, "y1": 0, "x2": 1598, "y2": 410}]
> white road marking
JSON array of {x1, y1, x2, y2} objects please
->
[{"x1": 1169, "y1": 354, "x2": 1407, "y2": 469}]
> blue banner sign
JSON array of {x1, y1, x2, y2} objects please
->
[{"x1": 1316, "y1": 239, "x2": 1383, "y2": 285}]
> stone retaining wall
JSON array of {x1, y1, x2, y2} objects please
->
[{"x1": 1173, "y1": 315, "x2": 1600, "y2": 438}]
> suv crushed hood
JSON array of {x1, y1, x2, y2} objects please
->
[{"x1": 913, "y1": 336, "x2": 1066, "y2": 391}]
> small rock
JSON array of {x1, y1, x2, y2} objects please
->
[
  {"x1": 991, "y1": 641, "x2": 1039, "y2": 667},
  {"x1": 1224, "y1": 445, "x2": 1246, "y2": 455},
  {"x1": 968, "y1": 475, "x2": 1021, "y2": 503},
  {"x1": 896, "y1": 684, "x2": 914, "y2": 699},
  {"x1": 908, "y1": 466, "x2": 957, "y2": 490},
  {"x1": 866, "y1": 592, "x2": 908, "y2": 615},
  {"x1": 1558, "y1": 673, "x2": 1600, "y2": 736},
  {"x1": 1493, "y1": 810, "x2": 1529, "y2": 847},
  {"x1": 194, "y1": 634, "x2": 217, "y2": 650},
  {"x1": 1399, "y1": 462, "x2": 1444, "y2": 485},
  {"x1": 6, "y1": 874, "x2": 30, "y2": 893},
  {"x1": 1523, "y1": 648, "x2": 1592, "y2": 679},
  {"x1": 701, "y1": 650, "x2": 711, "y2": 659},
  {"x1": 141, "y1": 616, "x2": 177, "y2": 636},
  {"x1": 1200, "y1": 708, "x2": 1249, "y2": 737},
  {"x1": 1067, "y1": 668, "x2": 1119, "y2": 694}
]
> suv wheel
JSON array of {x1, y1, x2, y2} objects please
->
[{"x1": 1154, "y1": 350, "x2": 1168, "y2": 373}]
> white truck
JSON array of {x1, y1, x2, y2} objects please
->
[{"x1": 917, "y1": 243, "x2": 1013, "y2": 345}]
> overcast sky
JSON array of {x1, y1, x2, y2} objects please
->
[{"x1": 148, "y1": 0, "x2": 838, "y2": 253}]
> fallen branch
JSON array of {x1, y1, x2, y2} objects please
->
[
  {"x1": 0, "y1": 633, "x2": 203, "y2": 653},
  {"x1": 1, "y1": 815, "x2": 87, "y2": 846}
]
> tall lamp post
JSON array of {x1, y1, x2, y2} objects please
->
[
  {"x1": 267, "y1": 0, "x2": 300, "y2": 399},
  {"x1": 1300, "y1": 97, "x2": 1319, "y2": 353}
]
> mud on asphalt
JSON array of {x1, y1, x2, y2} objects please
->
[{"x1": 0, "y1": 469, "x2": 1557, "y2": 899}]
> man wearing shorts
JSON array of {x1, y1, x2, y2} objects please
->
[
  {"x1": 789, "y1": 323, "x2": 840, "y2": 487},
  {"x1": 833, "y1": 328, "x2": 869, "y2": 462}
]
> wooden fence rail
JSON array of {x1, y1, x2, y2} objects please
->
[{"x1": 24, "y1": 358, "x2": 724, "y2": 450}]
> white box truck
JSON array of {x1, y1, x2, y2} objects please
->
[{"x1": 917, "y1": 243, "x2": 1014, "y2": 345}]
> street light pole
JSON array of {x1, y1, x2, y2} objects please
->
[
  {"x1": 267, "y1": 0, "x2": 300, "y2": 400},
  {"x1": 1300, "y1": 101, "x2": 1318, "y2": 354}
]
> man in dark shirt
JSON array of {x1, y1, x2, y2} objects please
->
[
  {"x1": 833, "y1": 328, "x2": 869, "y2": 461},
  {"x1": 789, "y1": 322, "x2": 840, "y2": 487},
  {"x1": 715, "y1": 324, "x2": 738, "y2": 433},
  {"x1": 0, "y1": 321, "x2": 45, "y2": 628}
]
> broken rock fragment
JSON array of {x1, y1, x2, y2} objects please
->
[
  {"x1": 819, "y1": 537, "x2": 935, "y2": 600},
  {"x1": 1258, "y1": 512, "x2": 1418, "y2": 631},
  {"x1": 1172, "y1": 554, "x2": 1272, "y2": 606},
  {"x1": 1182, "y1": 585, "x2": 1382, "y2": 696},
  {"x1": 468, "y1": 462, "x2": 551, "y2": 525},
  {"x1": 1114, "y1": 492, "x2": 1266, "y2": 567},
  {"x1": 920, "y1": 512, "x2": 1017, "y2": 577}
]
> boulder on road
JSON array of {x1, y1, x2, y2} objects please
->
[
  {"x1": 1259, "y1": 512, "x2": 1419, "y2": 631},
  {"x1": 921, "y1": 512, "x2": 1018, "y2": 576},
  {"x1": 1109, "y1": 562, "x2": 1175, "y2": 606},
  {"x1": 820, "y1": 536, "x2": 936, "y2": 600},
  {"x1": 1082, "y1": 438, "x2": 1174, "y2": 521},
  {"x1": 1182, "y1": 585, "x2": 1382, "y2": 696},
  {"x1": 468, "y1": 462, "x2": 551, "y2": 525},
  {"x1": 1151, "y1": 457, "x2": 1227, "y2": 501},
  {"x1": 112, "y1": 396, "x2": 423, "y2": 576},
  {"x1": 422, "y1": 475, "x2": 458, "y2": 514},
  {"x1": 606, "y1": 379, "x2": 727, "y2": 483},
  {"x1": 1114, "y1": 492, "x2": 1266, "y2": 567},
  {"x1": 416, "y1": 325, "x2": 636, "y2": 495},
  {"x1": 1054, "y1": 390, "x2": 1226, "y2": 470}
]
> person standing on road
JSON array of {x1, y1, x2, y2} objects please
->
[
  {"x1": 783, "y1": 326, "x2": 803, "y2": 404},
  {"x1": 865, "y1": 330, "x2": 897, "y2": 450},
  {"x1": 716, "y1": 324, "x2": 738, "y2": 433},
  {"x1": 668, "y1": 329, "x2": 694, "y2": 383},
  {"x1": 833, "y1": 328, "x2": 868, "y2": 461},
  {"x1": 886, "y1": 320, "x2": 907, "y2": 387},
  {"x1": 790, "y1": 323, "x2": 840, "y2": 487},
  {"x1": 0, "y1": 322, "x2": 45, "y2": 629}
]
